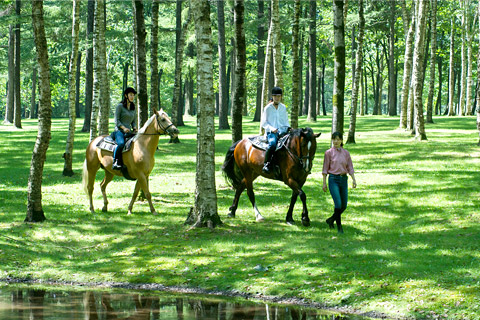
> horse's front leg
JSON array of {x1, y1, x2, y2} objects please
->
[
  {"x1": 286, "y1": 179, "x2": 310, "y2": 227},
  {"x1": 100, "y1": 171, "x2": 114, "y2": 212},
  {"x1": 285, "y1": 191, "x2": 298, "y2": 225},
  {"x1": 127, "y1": 180, "x2": 141, "y2": 215},
  {"x1": 298, "y1": 188, "x2": 310, "y2": 227},
  {"x1": 137, "y1": 175, "x2": 157, "y2": 215},
  {"x1": 228, "y1": 182, "x2": 246, "y2": 218}
]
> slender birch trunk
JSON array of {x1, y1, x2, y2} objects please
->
[
  {"x1": 458, "y1": 0, "x2": 467, "y2": 116},
  {"x1": 63, "y1": 0, "x2": 81, "y2": 177},
  {"x1": 150, "y1": 0, "x2": 159, "y2": 111},
  {"x1": 13, "y1": 0, "x2": 21, "y2": 129},
  {"x1": 307, "y1": 0, "x2": 316, "y2": 122},
  {"x1": 27, "y1": 0, "x2": 52, "y2": 222},
  {"x1": 347, "y1": 0, "x2": 364, "y2": 144},
  {"x1": 291, "y1": 0, "x2": 301, "y2": 129},
  {"x1": 232, "y1": 0, "x2": 246, "y2": 143},
  {"x1": 332, "y1": 0, "x2": 346, "y2": 135},
  {"x1": 400, "y1": 2, "x2": 415, "y2": 129},
  {"x1": 271, "y1": 0, "x2": 282, "y2": 89},
  {"x1": 447, "y1": 19, "x2": 455, "y2": 116},
  {"x1": 426, "y1": 0, "x2": 437, "y2": 123},
  {"x1": 96, "y1": 0, "x2": 109, "y2": 136},
  {"x1": 217, "y1": 0, "x2": 230, "y2": 129}
]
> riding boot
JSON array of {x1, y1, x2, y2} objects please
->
[
  {"x1": 262, "y1": 148, "x2": 274, "y2": 173},
  {"x1": 112, "y1": 147, "x2": 123, "y2": 170},
  {"x1": 326, "y1": 207, "x2": 340, "y2": 229}
]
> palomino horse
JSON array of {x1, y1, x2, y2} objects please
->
[
  {"x1": 222, "y1": 128, "x2": 320, "y2": 226},
  {"x1": 82, "y1": 108, "x2": 179, "y2": 215}
]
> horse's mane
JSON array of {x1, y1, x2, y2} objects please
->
[{"x1": 131, "y1": 114, "x2": 157, "y2": 142}]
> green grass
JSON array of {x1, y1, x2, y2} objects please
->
[{"x1": 1, "y1": 115, "x2": 479, "y2": 319}]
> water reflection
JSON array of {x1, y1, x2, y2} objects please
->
[{"x1": 0, "y1": 286, "x2": 372, "y2": 320}]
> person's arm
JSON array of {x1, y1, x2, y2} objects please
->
[
  {"x1": 346, "y1": 151, "x2": 356, "y2": 188},
  {"x1": 260, "y1": 106, "x2": 276, "y2": 133},
  {"x1": 322, "y1": 173, "x2": 328, "y2": 192},
  {"x1": 322, "y1": 151, "x2": 330, "y2": 192},
  {"x1": 279, "y1": 105, "x2": 290, "y2": 134},
  {"x1": 349, "y1": 172, "x2": 357, "y2": 188}
]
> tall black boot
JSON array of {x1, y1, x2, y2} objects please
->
[
  {"x1": 262, "y1": 148, "x2": 274, "y2": 173},
  {"x1": 336, "y1": 208, "x2": 344, "y2": 234},
  {"x1": 326, "y1": 208, "x2": 342, "y2": 230}
]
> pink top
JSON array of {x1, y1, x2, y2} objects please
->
[{"x1": 322, "y1": 147, "x2": 354, "y2": 175}]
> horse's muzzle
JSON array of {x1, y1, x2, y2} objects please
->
[{"x1": 168, "y1": 127, "x2": 179, "y2": 139}]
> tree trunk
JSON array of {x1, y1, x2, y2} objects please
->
[
  {"x1": 347, "y1": 0, "x2": 364, "y2": 144},
  {"x1": 447, "y1": 19, "x2": 455, "y2": 116},
  {"x1": 271, "y1": 0, "x2": 282, "y2": 89},
  {"x1": 426, "y1": 0, "x2": 437, "y2": 123},
  {"x1": 27, "y1": 0, "x2": 52, "y2": 223},
  {"x1": 332, "y1": 0, "x2": 345, "y2": 135},
  {"x1": 13, "y1": 0, "x2": 21, "y2": 129},
  {"x1": 30, "y1": 68, "x2": 37, "y2": 119},
  {"x1": 465, "y1": 0, "x2": 474, "y2": 115},
  {"x1": 260, "y1": 4, "x2": 273, "y2": 133},
  {"x1": 253, "y1": 0, "x2": 265, "y2": 123},
  {"x1": 232, "y1": 0, "x2": 246, "y2": 143},
  {"x1": 96, "y1": 0, "x2": 109, "y2": 136},
  {"x1": 75, "y1": 51, "x2": 82, "y2": 118},
  {"x1": 186, "y1": 0, "x2": 221, "y2": 228},
  {"x1": 387, "y1": 0, "x2": 396, "y2": 116},
  {"x1": 435, "y1": 56, "x2": 442, "y2": 115},
  {"x1": 82, "y1": 0, "x2": 94, "y2": 133},
  {"x1": 150, "y1": 0, "x2": 159, "y2": 111},
  {"x1": 400, "y1": 3, "x2": 415, "y2": 128},
  {"x1": 217, "y1": 0, "x2": 230, "y2": 128},
  {"x1": 63, "y1": 0, "x2": 81, "y2": 177},
  {"x1": 458, "y1": 1, "x2": 467, "y2": 116},
  {"x1": 321, "y1": 58, "x2": 327, "y2": 116},
  {"x1": 133, "y1": 0, "x2": 148, "y2": 128},
  {"x1": 5, "y1": 23, "x2": 14, "y2": 124},
  {"x1": 307, "y1": 0, "x2": 316, "y2": 122},
  {"x1": 185, "y1": 43, "x2": 195, "y2": 116},
  {"x1": 412, "y1": 0, "x2": 428, "y2": 140},
  {"x1": 290, "y1": 0, "x2": 301, "y2": 129},
  {"x1": 477, "y1": 0, "x2": 480, "y2": 145}
]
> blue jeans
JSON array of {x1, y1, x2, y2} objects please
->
[
  {"x1": 113, "y1": 130, "x2": 125, "y2": 163},
  {"x1": 328, "y1": 174, "x2": 348, "y2": 211},
  {"x1": 266, "y1": 132, "x2": 279, "y2": 153}
]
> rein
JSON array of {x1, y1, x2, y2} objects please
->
[
  {"x1": 284, "y1": 135, "x2": 312, "y2": 174},
  {"x1": 137, "y1": 121, "x2": 174, "y2": 136}
]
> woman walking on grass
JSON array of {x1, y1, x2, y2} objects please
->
[{"x1": 322, "y1": 132, "x2": 357, "y2": 233}]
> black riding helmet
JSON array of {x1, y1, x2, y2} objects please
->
[
  {"x1": 124, "y1": 87, "x2": 137, "y2": 96},
  {"x1": 271, "y1": 86, "x2": 282, "y2": 95}
]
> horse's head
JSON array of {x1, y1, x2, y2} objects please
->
[
  {"x1": 153, "y1": 107, "x2": 179, "y2": 139},
  {"x1": 289, "y1": 127, "x2": 321, "y2": 173}
]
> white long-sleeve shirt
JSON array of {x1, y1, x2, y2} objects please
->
[{"x1": 260, "y1": 102, "x2": 289, "y2": 135}]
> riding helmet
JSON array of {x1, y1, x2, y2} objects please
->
[
  {"x1": 271, "y1": 87, "x2": 282, "y2": 95},
  {"x1": 124, "y1": 87, "x2": 137, "y2": 95}
]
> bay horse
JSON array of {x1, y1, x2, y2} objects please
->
[
  {"x1": 222, "y1": 128, "x2": 320, "y2": 226},
  {"x1": 82, "y1": 108, "x2": 179, "y2": 215}
]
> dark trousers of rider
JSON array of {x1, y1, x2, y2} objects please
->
[
  {"x1": 328, "y1": 174, "x2": 348, "y2": 213},
  {"x1": 113, "y1": 130, "x2": 126, "y2": 165},
  {"x1": 265, "y1": 132, "x2": 279, "y2": 163}
]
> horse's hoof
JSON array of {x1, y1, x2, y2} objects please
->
[
  {"x1": 337, "y1": 227, "x2": 344, "y2": 234},
  {"x1": 127, "y1": 211, "x2": 132, "y2": 215},
  {"x1": 302, "y1": 219, "x2": 310, "y2": 227},
  {"x1": 326, "y1": 217, "x2": 335, "y2": 229},
  {"x1": 256, "y1": 216, "x2": 265, "y2": 222},
  {"x1": 286, "y1": 220, "x2": 295, "y2": 226}
]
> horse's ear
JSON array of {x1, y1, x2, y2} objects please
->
[
  {"x1": 152, "y1": 107, "x2": 158, "y2": 114},
  {"x1": 314, "y1": 133, "x2": 321, "y2": 138}
]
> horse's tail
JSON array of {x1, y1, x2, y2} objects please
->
[
  {"x1": 82, "y1": 159, "x2": 89, "y2": 196},
  {"x1": 222, "y1": 140, "x2": 243, "y2": 189}
]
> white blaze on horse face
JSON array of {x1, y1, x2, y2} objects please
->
[{"x1": 305, "y1": 141, "x2": 312, "y2": 170}]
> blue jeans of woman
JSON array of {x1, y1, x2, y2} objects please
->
[
  {"x1": 328, "y1": 174, "x2": 348, "y2": 212},
  {"x1": 265, "y1": 132, "x2": 279, "y2": 159},
  {"x1": 113, "y1": 130, "x2": 125, "y2": 164}
]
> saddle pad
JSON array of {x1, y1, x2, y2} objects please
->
[
  {"x1": 248, "y1": 134, "x2": 289, "y2": 151},
  {"x1": 96, "y1": 135, "x2": 134, "y2": 153}
]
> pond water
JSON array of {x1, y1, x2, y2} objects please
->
[{"x1": 0, "y1": 284, "x2": 375, "y2": 320}]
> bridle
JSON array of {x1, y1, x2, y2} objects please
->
[
  {"x1": 284, "y1": 133, "x2": 313, "y2": 174},
  {"x1": 137, "y1": 113, "x2": 175, "y2": 137}
]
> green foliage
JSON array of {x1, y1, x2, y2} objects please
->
[{"x1": 1, "y1": 115, "x2": 480, "y2": 319}]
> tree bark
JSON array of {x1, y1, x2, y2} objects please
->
[
  {"x1": 63, "y1": 0, "x2": 81, "y2": 177},
  {"x1": 347, "y1": 0, "x2": 364, "y2": 144},
  {"x1": 458, "y1": 1, "x2": 467, "y2": 116},
  {"x1": 27, "y1": 0, "x2": 52, "y2": 223},
  {"x1": 447, "y1": 19, "x2": 455, "y2": 116},
  {"x1": 411, "y1": 0, "x2": 428, "y2": 140},
  {"x1": 307, "y1": 0, "x2": 316, "y2": 122},
  {"x1": 426, "y1": 0, "x2": 437, "y2": 123},
  {"x1": 82, "y1": 0, "x2": 94, "y2": 133},
  {"x1": 332, "y1": 0, "x2": 346, "y2": 135},
  {"x1": 271, "y1": 0, "x2": 282, "y2": 89},
  {"x1": 150, "y1": 0, "x2": 159, "y2": 111},
  {"x1": 5, "y1": 23, "x2": 14, "y2": 124},
  {"x1": 400, "y1": 2, "x2": 415, "y2": 128},
  {"x1": 217, "y1": 0, "x2": 230, "y2": 129},
  {"x1": 387, "y1": 0, "x2": 396, "y2": 116},
  {"x1": 232, "y1": 0, "x2": 246, "y2": 143},
  {"x1": 185, "y1": 42, "x2": 195, "y2": 116},
  {"x1": 259, "y1": 3, "x2": 273, "y2": 133},
  {"x1": 477, "y1": 0, "x2": 480, "y2": 145},
  {"x1": 30, "y1": 68, "x2": 37, "y2": 119},
  {"x1": 253, "y1": 0, "x2": 265, "y2": 123},
  {"x1": 290, "y1": 0, "x2": 301, "y2": 129},
  {"x1": 186, "y1": 0, "x2": 221, "y2": 228},
  {"x1": 133, "y1": 0, "x2": 148, "y2": 128},
  {"x1": 97, "y1": 0, "x2": 110, "y2": 136},
  {"x1": 13, "y1": 0, "x2": 21, "y2": 129},
  {"x1": 465, "y1": 0, "x2": 474, "y2": 115}
]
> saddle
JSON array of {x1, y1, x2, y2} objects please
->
[
  {"x1": 248, "y1": 133, "x2": 290, "y2": 152},
  {"x1": 96, "y1": 132, "x2": 135, "y2": 153}
]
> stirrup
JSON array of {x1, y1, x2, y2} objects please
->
[{"x1": 262, "y1": 163, "x2": 271, "y2": 173}]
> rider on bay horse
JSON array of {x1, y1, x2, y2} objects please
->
[{"x1": 260, "y1": 87, "x2": 290, "y2": 174}]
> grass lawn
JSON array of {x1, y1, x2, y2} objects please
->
[{"x1": 0, "y1": 115, "x2": 479, "y2": 319}]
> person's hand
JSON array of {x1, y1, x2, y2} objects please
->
[
  {"x1": 124, "y1": 128, "x2": 130, "y2": 133},
  {"x1": 352, "y1": 180, "x2": 357, "y2": 189},
  {"x1": 272, "y1": 129, "x2": 278, "y2": 133},
  {"x1": 322, "y1": 183, "x2": 327, "y2": 192}
]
